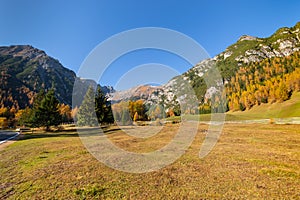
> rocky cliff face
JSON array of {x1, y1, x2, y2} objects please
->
[
  {"x1": 0, "y1": 45, "x2": 77, "y2": 109},
  {"x1": 216, "y1": 22, "x2": 300, "y2": 66},
  {"x1": 110, "y1": 22, "x2": 300, "y2": 109},
  {"x1": 110, "y1": 85, "x2": 162, "y2": 103},
  {"x1": 0, "y1": 45, "x2": 114, "y2": 109}
]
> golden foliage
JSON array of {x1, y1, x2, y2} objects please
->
[{"x1": 227, "y1": 52, "x2": 300, "y2": 111}]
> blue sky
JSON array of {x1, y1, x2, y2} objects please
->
[{"x1": 1, "y1": 0, "x2": 300, "y2": 90}]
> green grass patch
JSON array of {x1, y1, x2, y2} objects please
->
[
  {"x1": 260, "y1": 168, "x2": 299, "y2": 178},
  {"x1": 166, "y1": 92, "x2": 300, "y2": 122},
  {"x1": 228, "y1": 92, "x2": 300, "y2": 120},
  {"x1": 74, "y1": 184, "x2": 106, "y2": 199}
]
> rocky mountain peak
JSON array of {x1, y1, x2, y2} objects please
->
[
  {"x1": 0, "y1": 45, "x2": 77, "y2": 108},
  {"x1": 216, "y1": 22, "x2": 300, "y2": 66},
  {"x1": 0, "y1": 45, "x2": 115, "y2": 109},
  {"x1": 238, "y1": 35, "x2": 258, "y2": 42},
  {"x1": 0, "y1": 45, "x2": 47, "y2": 60},
  {"x1": 110, "y1": 85, "x2": 162, "y2": 103}
]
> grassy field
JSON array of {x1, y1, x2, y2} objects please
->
[
  {"x1": 227, "y1": 92, "x2": 300, "y2": 120},
  {"x1": 168, "y1": 92, "x2": 300, "y2": 122},
  {"x1": 0, "y1": 123, "x2": 299, "y2": 199}
]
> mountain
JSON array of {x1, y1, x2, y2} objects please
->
[
  {"x1": 0, "y1": 45, "x2": 76, "y2": 109},
  {"x1": 0, "y1": 45, "x2": 114, "y2": 110},
  {"x1": 2, "y1": 22, "x2": 299, "y2": 113},
  {"x1": 216, "y1": 22, "x2": 300, "y2": 79},
  {"x1": 110, "y1": 85, "x2": 163, "y2": 103},
  {"x1": 110, "y1": 22, "x2": 300, "y2": 112}
]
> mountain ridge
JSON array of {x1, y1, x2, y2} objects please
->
[
  {"x1": 110, "y1": 22, "x2": 300, "y2": 112},
  {"x1": 0, "y1": 45, "x2": 114, "y2": 109},
  {"x1": 1, "y1": 22, "x2": 300, "y2": 113}
]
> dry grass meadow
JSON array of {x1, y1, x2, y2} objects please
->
[{"x1": 0, "y1": 123, "x2": 299, "y2": 199}]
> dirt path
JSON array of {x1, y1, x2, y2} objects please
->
[{"x1": 0, "y1": 132, "x2": 22, "y2": 151}]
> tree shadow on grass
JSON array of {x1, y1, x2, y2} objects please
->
[
  {"x1": 17, "y1": 127, "x2": 122, "y2": 141},
  {"x1": 18, "y1": 132, "x2": 79, "y2": 141},
  {"x1": 101, "y1": 127, "x2": 121, "y2": 134}
]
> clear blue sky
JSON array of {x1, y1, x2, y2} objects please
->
[{"x1": 1, "y1": 0, "x2": 300, "y2": 90}]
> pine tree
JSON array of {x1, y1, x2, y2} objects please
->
[
  {"x1": 21, "y1": 90, "x2": 45, "y2": 128},
  {"x1": 33, "y1": 89, "x2": 45, "y2": 110},
  {"x1": 95, "y1": 85, "x2": 114, "y2": 124},
  {"x1": 95, "y1": 86, "x2": 106, "y2": 123},
  {"x1": 104, "y1": 102, "x2": 114, "y2": 124},
  {"x1": 34, "y1": 89, "x2": 62, "y2": 131},
  {"x1": 77, "y1": 86, "x2": 98, "y2": 127}
]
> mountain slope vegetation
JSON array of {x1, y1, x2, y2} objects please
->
[
  {"x1": 227, "y1": 91, "x2": 300, "y2": 120},
  {"x1": 111, "y1": 22, "x2": 300, "y2": 116},
  {"x1": 0, "y1": 45, "x2": 115, "y2": 110},
  {"x1": 227, "y1": 51, "x2": 300, "y2": 111},
  {"x1": 0, "y1": 45, "x2": 76, "y2": 109}
]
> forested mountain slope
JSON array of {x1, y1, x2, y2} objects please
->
[
  {"x1": 0, "y1": 45, "x2": 114, "y2": 110},
  {"x1": 111, "y1": 22, "x2": 300, "y2": 114}
]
